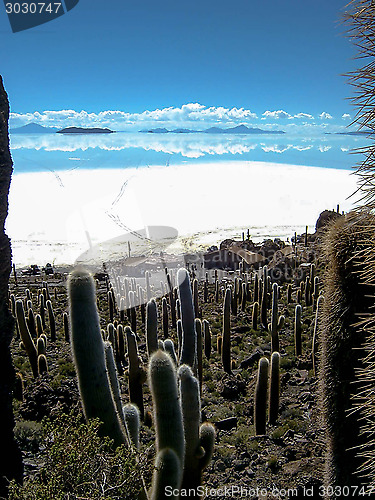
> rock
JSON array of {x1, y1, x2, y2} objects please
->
[
  {"x1": 214, "y1": 417, "x2": 238, "y2": 431},
  {"x1": 315, "y1": 209, "x2": 342, "y2": 232},
  {"x1": 240, "y1": 348, "x2": 263, "y2": 369},
  {"x1": 215, "y1": 459, "x2": 226, "y2": 472},
  {"x1": 219, "y1": 377, "x2": 247, "y2": 399}
]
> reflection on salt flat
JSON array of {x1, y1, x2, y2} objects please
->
[{"x1": 9, "y1": 132, "x2": 367, "y2": 162}]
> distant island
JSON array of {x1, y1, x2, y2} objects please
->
[
  {"x1": 140, "y1": 124, "x2": 285, "y2": 135},
  {"x1": 56, "y1": 127, "x2": 115, "y2": 134},
  {"x1": 325, "y1": 130, "x2": 371, "y2": 136},
  {"x1": 10, "y1": 123, "x2": 56, "y2": 134}
]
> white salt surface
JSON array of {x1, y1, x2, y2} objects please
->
[{"x1": 6, "y1": 161, "x2": 358, "y2": 267}]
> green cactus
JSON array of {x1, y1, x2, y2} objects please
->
[
  {"x1": 268, "y1": 352, "x2": 280, "y2": 425},
  {"x1": 260, "y1": 266, "x2": 268, "y2": 329},
  {"x1": 162, "y1": 297, "x2": 169, "y2": 339},
  {"x1": 203, "y1": 319, "x2": 211, "y2": 360},
  {"x1": 163, "y1": 339, "x2": 178, "y2": 365},
  {"x1": 146, "y1": 299, "x2": 158, "y2": 358},
  {"x1": 67, "y1": 268, "x2": 128, "y2": 448},
  {"x1": 125, "y1": 326, "x2": 146, "y2": 420},
  {"x1": 312, "y1": 295, "x2": 324, "y2": 377},
  {"x1": 63, "y1": 312, "x2": 69, "y2": 342},
  {"x1": 287, "y1": 283, "x2": 292, "y2": 304},
  {"x1": 150, "y1": 448, "x2": 181, "y2": 500},
  {"x1": 254, "y1": 357, "x2": 269, "y2": 435},
  {"x1": 193, "y1": 278, "x2": 200, "y2": 319},
  {"x1": 294, "y1": 304, "x2": 302, "y2": 356},
  {"x1": 37, "y1": 336, "x2": 46, "y2": 356},
  {"x1": 177, "y1": 268, "x2": 196, "y2": 368},
  {"x1": 317, "y1": 213, "x2": 375, "y2": 490},
  {"x1": 252, "y1": 301, "x2": 259, "y2": 331},
  {"x1": 26, "y1": 308, "x2": 37, "y2": 339},
  {"x1": 37, "y1": 354, "x2": 48, "y2": 375},
  {"x1": 16, "y1": 300, "x2": 38, "y2": 378},
  {"x1": 222, "y1": 286, "x2": 231, "y2": 373},
  {"x1": 148, "y1": 350, "x2": 185, "y2": 487},
  {"x1": 253, "y1": 273, "x2": 259, "y2": 303},
  {"x1": 270, "y1": 283, "x2": 280, "y2": 352},
  {"x1": 178, "y1": 364, "x2": 215, "y2": 492},
  {"x1": 123, "y1": 403, "x2": 140, "y2": 450},
  {"x1": 46, "y1": 299, "x2": 56, "y2": 342},
  {"x1": 195, "y1": 318, "x2": 203, "y2": 391},
  {"x1": 103, "y1": 341, "x2": 125, "y2": 427}
]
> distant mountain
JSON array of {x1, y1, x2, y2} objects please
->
[
  {"x1": 139, "y1": 125, "x2": 285, "y2": 135},
  {"x1": 10, "y1": 123, "x2": 56, "y2": 134},
  {"x1": 57, "y1": 127, "x2": 115, "y2": 134},
  {"x1": 204, "y1": 125, "x2": 285, "y2": 135}
]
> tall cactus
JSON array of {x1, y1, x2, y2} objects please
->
[
  {"x1": 125, "y1": 326, "x2": 146, "y2": 420},
  {"x1": 67, "y1": 268, "x2": 128, "y2": 447},
  {"x1": 146, "y1": 298, "x2": 158, "y2": 358},
  {"x1": 148, "y1": 350, "x2": 185, "y2": 492},
  {"x1": 177, "y1": 268, "x2": 196, "y2": 367},
  {"x1": 179, "y1": 365, "x2": 215, "y2": 492},
  {"x1": 222, "y1": 286, "x2": 231, "y2": 373},
  {"x1": 203, "y1": 319, "x2": 211, "y2": 360},
  {"x1": 294, "y1": 304, "x2": 302, "y2": 356},
  {"x1": 15, "y1": 300, "x2": 38, "y2": 378},
  {"x1": 254, "y1": 357, "x2": 269, "y2": 435},
  {"x1": 268, "y1": 352, "x2": 280, "y2": 425}
]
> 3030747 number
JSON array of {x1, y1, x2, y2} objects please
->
[{"x1": 5, "y1": 3, "x2": 62, "y2": 14}]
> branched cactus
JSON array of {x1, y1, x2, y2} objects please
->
[
  {"x1": 148, "y1": 350, "x2": 185, "y2": 492},
  {"x1": 67, "y1": 268, "x2": 128, "y2": 447},
  {"x1": 178, "y1": 364, "x2": 215, "y2": 492},
  {"x1": 16, "y1": 300, "x2": 38, "y2": 378}
]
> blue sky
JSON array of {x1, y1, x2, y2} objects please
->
[{"x1": 0, "y1": 0, "x2": 360, "y2": 133}]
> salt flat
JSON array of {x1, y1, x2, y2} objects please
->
[{"x1": 6, "y1": 161, "x2": 359, "y2": 267}]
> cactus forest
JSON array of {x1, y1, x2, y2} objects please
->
[{"x1": 2, "y1": 1, "x2": 375, "y2": 499}]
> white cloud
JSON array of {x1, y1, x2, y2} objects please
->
[
  {"x1": 262, "y1": 110, "x2": 292, "y2": 120},
  {"x1": 342, "y1": 113, "x2": 351, "y2": 120},
  {"x1": 293, "y1": 113, "x2": 314, "y2": 120},
  {"x1": 319, "y1": 112, "x2": 333, "y2": 120}
]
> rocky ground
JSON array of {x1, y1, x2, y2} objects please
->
[{"x1": 9, "y1": 234, "x2": 328, "y2": 499}]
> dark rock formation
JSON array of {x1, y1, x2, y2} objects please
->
[
  {"x1": 56, "y1": 127, "x2": 115, "y2": 134},
  {"x1": 0, "y1": 75, "x2": 23, "y2": 494}
]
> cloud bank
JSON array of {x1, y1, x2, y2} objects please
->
[{"x1": 9, "y1": 103, "x2": 352, "y2": 134}]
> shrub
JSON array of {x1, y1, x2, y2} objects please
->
[{"x1": 8, "y1": 412, "x2": 144, "y2": 500}]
